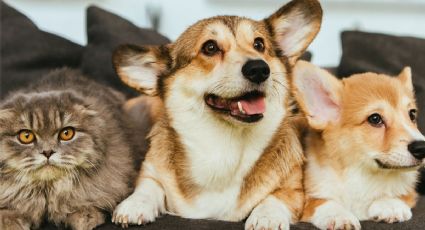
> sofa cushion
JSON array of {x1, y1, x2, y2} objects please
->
[
  {"x1": 81, "y1": 6, "x2": 170, "y2": 97},
  {"x1": 0, "y1": 2, "x2": 83, "y2": 98},
  {"x1": 337, "y1": 31, "x2": 425, "y2": 194}
]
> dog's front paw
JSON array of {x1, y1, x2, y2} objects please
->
[
  {"x1": 66, "y1": 207, "x2": 105, "y2": 230},
  {"x1": 368, "y1": 198, "x2": 412, "y2": 223},
  {"x1": 112, "y1": 192, "x2": 161, "y2": 228},
  {"x1": 245, "y1": 196, "x2": 292, "y2": 230},
  {"x1": 0, "y1": 210, "x2": 31, "y2": 230},
  {"x1": 311, "y1": 201, "x2": 361, "y2": 230}
]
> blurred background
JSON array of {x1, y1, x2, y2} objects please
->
[{"x1": 3, "y1": 0, "x2": 425, "y2": 67}]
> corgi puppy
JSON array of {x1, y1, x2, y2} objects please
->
[
  {"x1": 293, "y1": 61, "x2": 425, "y2": 230},
  {"x1": 111, "y1": 0, "x2": 322, "y2": 229}
]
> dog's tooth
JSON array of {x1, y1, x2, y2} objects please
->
[{"x1": 237, "y1": 101, "x2": 246, "y2": 114}]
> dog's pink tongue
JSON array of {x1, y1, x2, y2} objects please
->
[{"x1": 239, "y1": 97, "x2": 266, "y2": 115}]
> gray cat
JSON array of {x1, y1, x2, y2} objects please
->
[{"x1": 0, "y1": 69, "x2": 139, "y2": 230}]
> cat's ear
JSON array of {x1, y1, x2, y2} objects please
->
[
  {"x1": 113, "y1": 44, "x2": 171, "y2": 96},
  {"x1": 292, "y1": 61, "x2": 342, "y2": 130},
  {"x1": 265, "y1": 0, "x2": 322, "y2": 65},
  {"x1": 398, "y1": 66, "x2": 413, "y2": 92}
]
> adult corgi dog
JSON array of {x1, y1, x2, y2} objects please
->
[
  {"x1": 293, "y1": 61, "x2": 425, "y2": 230},
  {"x1": 111, "y1": 0, "x2": 322, "y2": 229}
]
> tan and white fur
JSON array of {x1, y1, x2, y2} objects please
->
[
  {"x1": 293, "y1": 61, "x2": 425, "y2": 230},
  {"x1": 111, "y1": 0, "x2": 322, "y2": 229}
]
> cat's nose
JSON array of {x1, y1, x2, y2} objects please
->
[{"x1": 41, "y1": 150, "x2": 55, "y2": 159}]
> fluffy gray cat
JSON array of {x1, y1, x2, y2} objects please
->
[{"x1": 0, "y1": 69, "x2": 140, "y2": 230}]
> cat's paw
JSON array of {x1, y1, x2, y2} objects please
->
[
  {"x1": 112, "y1": 192, "x2": 161, "y2": 228},
  {"x1": 66, "y1": 207, "x2": 105, "y2": 230},
  {"x1": 245, "y1": 196, "x2": 292, "y2": 230},
  {"x1": 311, "y1": 201, "x2": 361, "y2": 230},
  {"x1": 0, "y1": 210, "x2": 31, "y2": 230},
  {"x1": 368, "y1": 198, "x2": 412, "y2": 223}
]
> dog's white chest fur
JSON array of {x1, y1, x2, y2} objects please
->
[
  {"x1": 307, "y1": 154, "x2": 418, "y2": 220},
  {"x1": 168, "y1": 96, "x2": 285, "y2": 220},
  {"x1": 181, "y1": 120, "x2": 269, "y2": 189}
]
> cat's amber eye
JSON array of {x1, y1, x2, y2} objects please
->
[
  {"x1": 18, "y1": 130, "x2": 35, "y2": 144},
  {"x1": 59, "y1": 127, "x2": 75, "y2": 141}
]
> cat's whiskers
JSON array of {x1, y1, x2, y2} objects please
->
[
  {"x1": 67, "y1": 167, "x2": 76, "y2": 182},
  {"x1": 17, "y1": 157, "x2": 37, "y2": 170},
  {"x1": 62, "y1": 167, "x2": 71, "y2": 188},
  {"x1": 83, "y1": 159, "x2": 100, "y2": 175},
  {"x1": 73, "y1": 169, "x2": 83, "y2": 188},
  {"x1": 15, "y1": 168, "x2": 33, "y2": 184},
  {"x1": 63, "y1": 167, "x2": 79, "y2": 189}
]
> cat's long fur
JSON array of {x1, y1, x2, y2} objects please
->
[{"x1": 0, "y1": 69, "x2": 139, "y2": 230}]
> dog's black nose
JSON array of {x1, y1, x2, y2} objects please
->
[
  {"x1": 41, "y1": 150, "x2": 55, "y2": 159},
  {"x1": 242, "y1": 59, "x2": 270, "y2": 84},
  {"x1": 408, "y1": 141, "x2": 425, "y2": 160}
]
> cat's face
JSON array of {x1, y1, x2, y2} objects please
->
[{"x1": 0, "y1": 91, "x2": 105, "y2": 182}]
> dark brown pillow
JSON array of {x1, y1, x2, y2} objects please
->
[
  {"x1": 81, "y1": 6, "x2": 170, "y2": 97},
  {"x1": 0, "y1": 2, "x2": 83, "y2": 98},
  {"x1": 337, "y1": 30, "x2": 425, "y2": 194}
]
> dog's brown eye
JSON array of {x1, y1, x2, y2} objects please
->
[
  {"x1": 253, "y1": 37, "x2": 265, "y2": 52},
  {"x1": 409, "y1": 109, "x2": 417, "y2": 122},
  {"x1": 201, "y1": 40, "x2": 220, "y2": 56},
  {"x1": 59, "y1": 127, "x2": 75, "y2": 141},
  {"x1": 18, "y1": 129, "x2": 35, "y2": 144},
  {"x1": 368, "y1": 113, "x2": 384, "y2": 127}
]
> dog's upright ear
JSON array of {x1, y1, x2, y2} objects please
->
[
  {"x1": 398, "y1": 66, "x2": 414, "y2": 92},
  {"x1": 113, "y1": 44, "x2": 171, "y2": 96},
  {"x1": 293, "y1": 61, "x2": 342, "y2": 130},
  {"x1": 265, "y1": 0, "x2": 322, "y2": 65}
]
